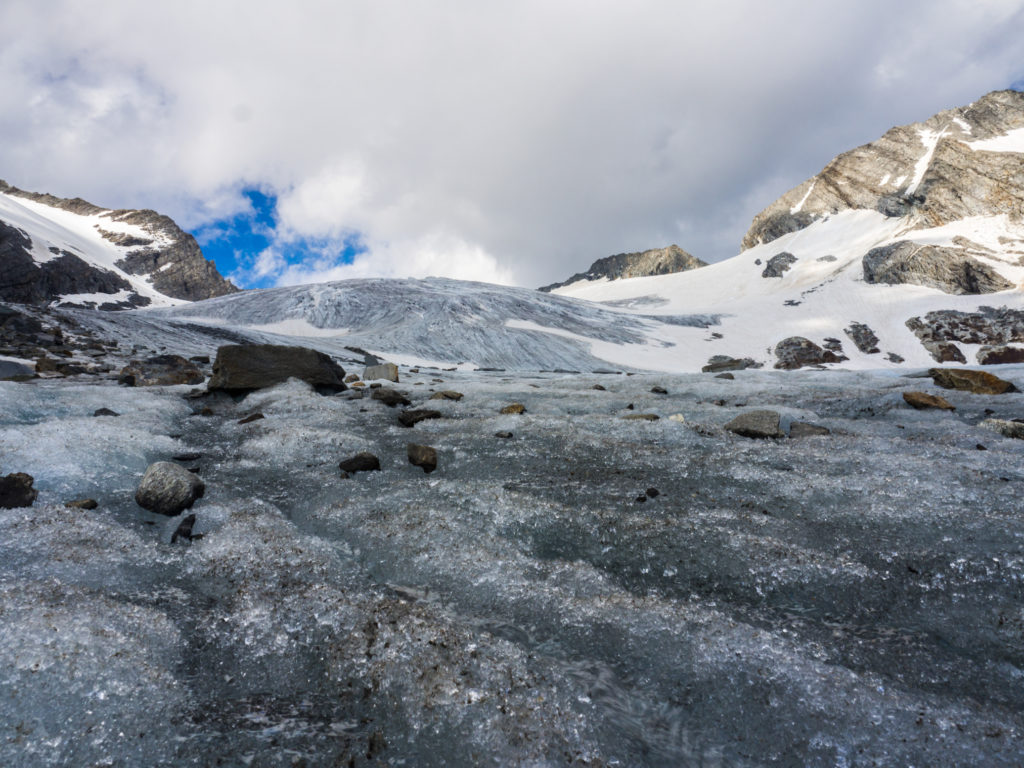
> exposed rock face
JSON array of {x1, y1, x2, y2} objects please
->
[
  {"x1": 539, "y1": 245, "x2": 706, "y2": 292},
  {"x1": 928, "y1": 368, "x2": 1018, "y2": 395},
  {"x1": 207, "y1": 344, "x2": 347, "y2": 394},
  {"x1": 761, "y1": 252, "x2": 797, "y2": 278},
  {"x1": 135, "y1": 461, "x2": 205, "y2": 516},
  {"x1": 118, "y1": 355, "x2": 205, "y2": 387},
  {"x1": 923, "y1": 341, "x2": 967, "y2": 364},
  {"x1": 725, "y1": 410, "x2": 783, "y2": 439},
  {"x1": 0, "y1": 220, "x2": 141, "y2": 306},
  {"x1": 773, "y1": 337, "x2": 847, "y2": 370},
  {"x1": 844, "y1": 322, "x2": 880, "y2": 354},
  {"x1": 977, "y1": 345, "x2": 1024, "y2": 365},
  {"x1": 0, "y1": 179, "x2": 237, "y2": 305},
  {"x1": 906, "y1": 307, "x2": 1024, "y2": 346},
  {"x1": 742, "y1": 90, "x2": 1024, "y2": 250},
  {"x1": 862, "y1": 241, "x2": 1012, "y2": 294}
]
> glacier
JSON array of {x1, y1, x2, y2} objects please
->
[{"x1": 2, "y1": 361, "x2": 1023, "y2": 766}]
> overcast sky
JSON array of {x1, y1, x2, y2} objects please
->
[{"x1": 2, "y1": 1, "x2": 1023, "y2": 288}]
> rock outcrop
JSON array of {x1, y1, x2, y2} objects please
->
[
  {"x1": 539, "y1": 245, "x2": 706, "y2": 292},
  {"x1": 118, "y1": 355, "x2": 205, "y2": 387},
  {"x1": 862, "y1": 241, "x2": 1012, "y2": 295},
  {"x1": 725, "y1": 410, "x2": 783, "y2": 438},
  {"x1": 761, "y1": 252, "x2": 797, "y2": 278},
  {"x1": 742, "y1": 89, "x2": 1024, "y2": 250},
  {"x1": 774, "y1": 337, "x2": 847, "y2": 370},
  {"x1": 0, "y1": 179, "x2": 237, "y2": 307}
]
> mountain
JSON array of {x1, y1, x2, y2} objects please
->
[
  {"x1": 538, "y1": 244, "x2": 706, "y2": 292},
  {"x1": 0, "y1": 180, "x2": 238, "y2": 309},
  {"x1": 551, "y1": 90, "x2": 1024, "y2": 371}
]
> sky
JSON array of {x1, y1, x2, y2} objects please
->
[{"x1": 1, "y1": 1, "x2": 1023, "y2": 290}]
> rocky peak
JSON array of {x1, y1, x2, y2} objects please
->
[
  {"x1": 539, "y1": 245, "x2": 706, "y2": 292},
  {"x1": 742, "y1": 89, "x2": 1024, "y2": 249},
  {"x1": 0, "y1": 180, "x2": 238, "y2": 307}
]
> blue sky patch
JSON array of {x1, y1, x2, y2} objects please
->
[{"x1": 194, "y1": 188, "x2": 365, "y2": 288}]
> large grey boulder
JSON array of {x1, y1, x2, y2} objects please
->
[
  {"x1": 761, "y1": 252, "x2": 797, "y2": 278},
  {"x1": 135, "y1": 461, "x2": 205, "y2": 516},
  {"x1": 207, "y1": 344, "x2": 347, "y2": 394},
  {"x1": 725, "y1": 410, "x2": 783, "y2": 438},
  {"x1": 119, "y1": 354, "x2": 205, "y2": 387}
]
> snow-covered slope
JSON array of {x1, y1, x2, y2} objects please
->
[{"x1": 0, "y1": 181, "x2": 236, "y2": 309}]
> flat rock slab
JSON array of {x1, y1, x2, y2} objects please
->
[
  {"x1": 407, "y1": 443, "x2": 437, "y2": 473},
  {"x1": 363, "y1": 362, "x2": 399, "y2": 382},
  {"x1": 789, "y1": 421, "x2": 831, "y2": 438},
  {"x1": 135, "y1": 461, "x2": 205, "y2": 516},
  {"x1": 903, "y1": 391, "x2": 956, "y2": 410},
  {"x1": 208, "y1": 344, "x2": 347, "y2": 393},
  {"x1": 928, "y1": 368, "x2": 1018, "y2": 395},
  {"x1": 725, "y1": 410, "x2": 783, "y2": 438},
  {"x1": 398, "y1": 409, "x2": 442, "y2": 428}
]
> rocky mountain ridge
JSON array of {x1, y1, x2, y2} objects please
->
[
  {"x1": 0, "y1": 180, "x2": 237, "y2": 309},
  {"x1": 538, "y1": 244, "x2": 706, "y2": 292},
  {"x1": 742, "y1": 89, "x2": 1024, "y2": 249}
]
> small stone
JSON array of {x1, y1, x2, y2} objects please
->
[
  {"x1": 371, "y1": 388, "x2": 412, "y2": 407},
  {"x1": 976, "y1": 443, "x2": 987, "y2": 450},
  {"x1": 237, "y1": 412, "x2": 265, "y2": 424},
  {"x1": 93, "y1": 407, "x2": 119, "y2": 417},
  {"x1": 635, "y1": 495, "x2": 647, "y2": 503},
  {"x1": 363, "y1": 362, "x2": 399, "y2": 382},
  {"x1": 623, "y1": 413, "x2": 659, "y2": 421},
  {"x1": 645, "y1": 488, "x2": 660, "y2": 498},
  {"x1": 789, "y1": 422, "x2": 831, "y2": 438},
  {"x1": 172, "y1": 452, "x2": 203, "y2": 462},
  {"x1": 407, "y1": 443, "x2": 437, "y2": 473},
  {"x1": 592, "y1": 384, "x2": 606, "y2": 391},
  {"x1": 429, "y1": 390, "x2": 464, "y2": 401},
  {"x1": 338, "y1": 452, "x2": 381, "y2": 473},
  {"x1": 189, "y1": 355, "x2": 211, "y2": 365},
  {"x1": 500, "y1": 403, "x2": 526, "y2": 415},
  {"x1": 398, "y1": 409, "x2": 442, "y2": 428},
  {"x1": 135, "y1": 461, "x2": 205, "y2": 516},
  {"x1": 903, "y1": 391, "x2": 955, "y2": 411},
  {"x1": 668, "y1": 413, "x2": 686, "y2": 423},
  {"x1": 494, "y1": 431, "x2": 513, "y2": 439},
  {"x1": 64, "y1": 498, "x2": 98, "y2": 510},
  {"x1": 344, "y1": 373, "x2": 360, "y2": 383},
  {"x1": 118, "y1": 354, "x2": 205, "y2": 387},
  {"x1": 650, "y1": 386, "x2": 668, "y2": 394},
  {"x1": 0, "y1": 473, "x2": 37, "y2": 508},
  {"x1": 725, "y1": 410, "x2": 783, "y2": 439},
  {"x1": 625, "y1": 403, "x2": 634, "y2": 410},
  {"x1": 350, "y1": 381, "x2": 366, "y2": 388},
  {"x1": 715, "y1": 373, "x2": 734, "y2": 380}
]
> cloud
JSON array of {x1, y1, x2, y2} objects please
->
[{"x1": 1, "y1": 0, "x2": 1023, "y2": 287}]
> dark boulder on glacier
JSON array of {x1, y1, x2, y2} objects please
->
[
  {"x1": 407, "y1": 443, "x2": 438, "y2": 473},
  {"x1": 761, "y1": 252, "x2": 797, "y2": 278},
  {"x1": 207, "y1": 344, "x2": 347, "y2": 394},
  {"x1": 773, "y1": 337, "x2": 847, "y2": 369},
  {"x1": 0, "y1": 472, "x2": 37, "y2": 508},
  {"x1": 725, "y1": 410, "x2": 783, "y2": 439},
  {"x1": 928, "y1": 368, "x2": 1018, "y2": 395},
  {"x1": 339, "y1": 452, "x2": 381, "y2": 474}
]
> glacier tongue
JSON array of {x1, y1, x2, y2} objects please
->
[{"x1": 1, "y1": 363, "x2": 1023, "y2": 766}]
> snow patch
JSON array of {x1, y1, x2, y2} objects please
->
[
  {"x1": 906, "y1": 127, "x2": 950, "y2": 195},
  {"x1": 790, "y1": 181, "x2": 816, "y2": 215},
  {"x1": 967, "y1": 126, "x2": 1024, "y2": 154}
]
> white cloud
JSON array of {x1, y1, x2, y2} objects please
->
[{"x1": 1, "y1": 0, "x2": 1022, "y2": 287}]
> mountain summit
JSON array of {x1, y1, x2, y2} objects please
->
[
  {"x1": 539, "y1": 245, "x2": 706, "y2": 292},
  {"x1": 743, "y1": 89, "x2": 1024, "y2": 250},
  {"x1": 0, "y1": 181, "x2": 237, "y2": 309}
]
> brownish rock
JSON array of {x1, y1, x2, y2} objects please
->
[
  {"x1": 903, "y1": 391, "x2": 956, "y2": 410},
  {"x1": 500, "y1": 403, "x2": 526, "y2": 415},
  {"x1": 928, "y1": 368, "x2": 1018, "y2": 395},
  {"x1": 407, "y1": 443, "x2": 437, "y2": 473}
]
